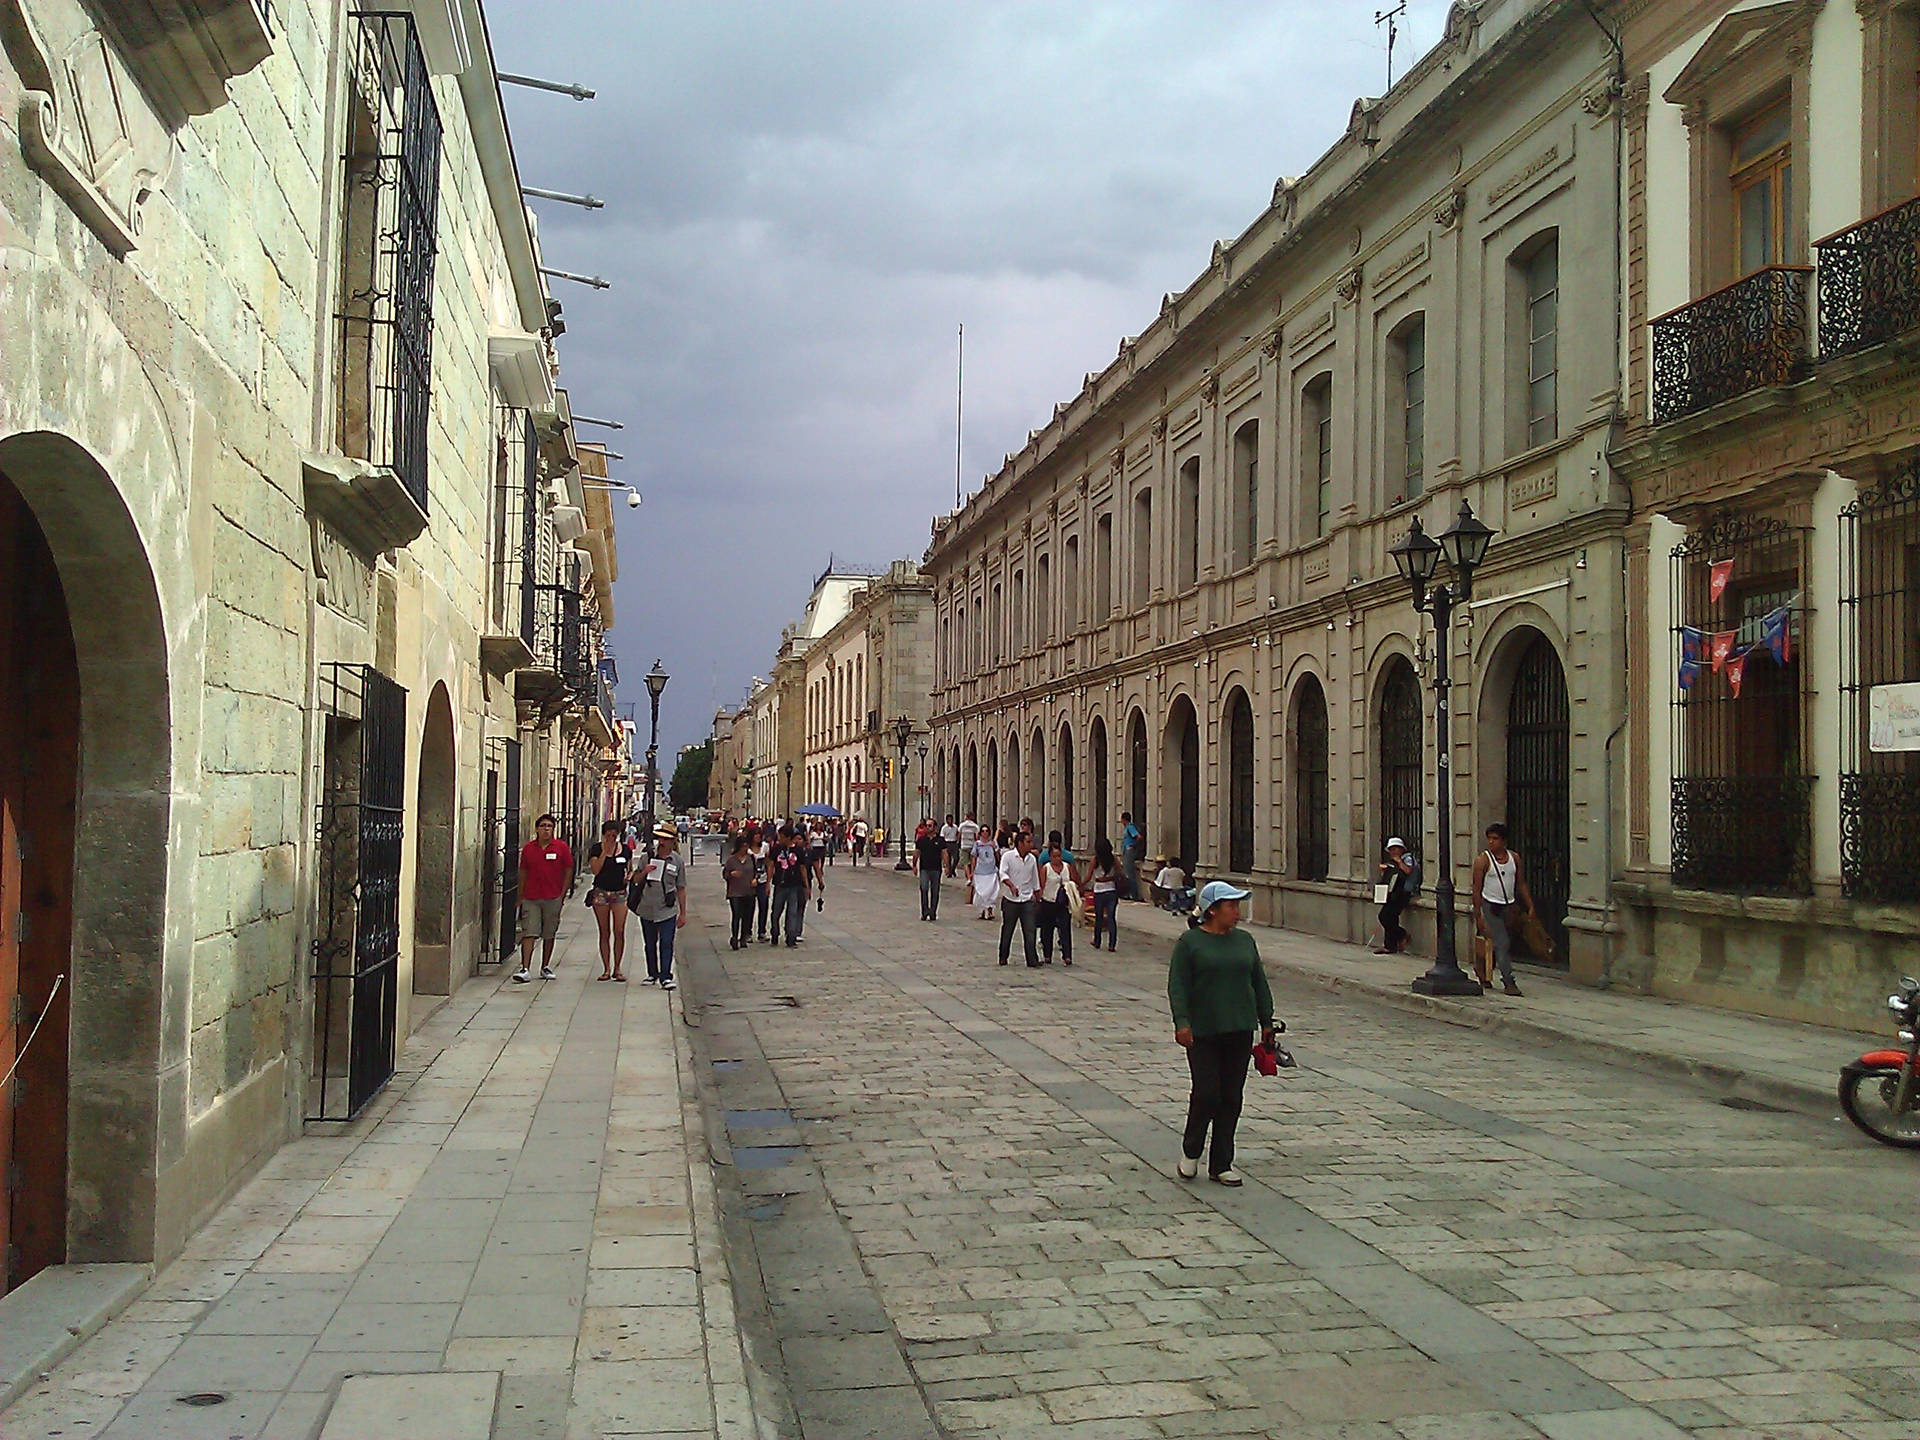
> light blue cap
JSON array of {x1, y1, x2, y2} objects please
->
[{"x1": 1197, "y1": 880, "x2": 1251, "y2": 914}]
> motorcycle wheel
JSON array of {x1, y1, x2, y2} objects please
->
[{"x1": 1838, "y1": 1064, "x2": 1920, "y2": 1149}]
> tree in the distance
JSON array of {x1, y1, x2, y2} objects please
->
[{"x1": 669, "y1": 741, "x2": 713, "y2": 813}]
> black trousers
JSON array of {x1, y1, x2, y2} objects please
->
[
  {"x1": 1183, "y1": 1030, "x2": 1255, "y2": 1175},
  {"x1": 1037, "y1": 894, "x2": 1073, "y2": 961},
  {"x1": 1380, "y1": 889, "x2": 1410, "y2": 952},
  {"x1": 728, "y1": 895, "x2": 755, "y2": 945},
  {"x1": 919, "y1": 870, "x2": 941, "y2": 919},
  {"x1": 998, "y1": 899, "x2": 1038, "y2": 965},
  {"x1": 754, "y1": 884, "x2": 769, "y2": 937}
]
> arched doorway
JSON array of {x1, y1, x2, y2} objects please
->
[
  {"x1": 1164, "y1": 698, "x2": 1200, "y2": 868},
  {"x1": 1507, "y1": 634, "x2": 1570, "y2": 963},
  {"x1": 1028, "y1": 728, "x2": 1044, "y2": 824},
  {"x1": 1292, "y1": 676, "x2": 1330, "y2": 881},
  {"x1": 985, "y1": 738, "x2": 998, "y2": 827},
  {"x1": 1, "y1": 470, "x2": 78, "y2": 1294},
  {"x1": 0, "y1": 434, "x2": 171, "y2": 1289},
  {"x1": 413, "y1": 685, "x2": 456, "y2": 1000},
  {"x1": 1225, "y1": 688, "x2": 1255, "y2": 873},
  {"x1": 1058, "y1": 723, "x2": 1075, "y2": 848},
  {"x1": 1379, "y1": 659, "x2": 1422, "y2": 862},
  {"x1": 1005, "y1": 734, "x2": 1020, "y2": 824},
  {"x1": 1127, "y1": 709, "x2": 1148, "y2": 843},
  {"x1": 1089, "y1": 717, "x2": 1108, "y2": 844},
  {"x1": 966, "y1": 741, "x2": 978, "y2": 819}
]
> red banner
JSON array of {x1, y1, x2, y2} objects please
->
[
  {"x1": 1711, "y1": 631, "x2": 1735, "y2": 672},
  {"x1": 1726, "y1": 651, "x2": 1748, "y2": 697},
  {"x1": 1710, "y1": 558, "x2": 1735, "y2": 604}
]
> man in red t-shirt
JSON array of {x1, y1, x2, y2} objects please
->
[{"x1": 515, "y1": 813, "x2": 573, "y2": 982}]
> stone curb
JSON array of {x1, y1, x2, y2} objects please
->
[{"x1": 0, "y1": 1263, "x2": 148, "y2": 1413}]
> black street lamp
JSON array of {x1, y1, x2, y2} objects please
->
[
  {"x1": 641, "y1": 659, "x2": 669, "y2": 835},
  {"x1": 783, "y1": 760, "x2": 793, "y2": 819},
  {"x1": 916, "y1": 741, "x2": 928, "y2": 818},
  {"x1": 1389, "y1": 499, "x2": 1495, "y2": 998},
  {"x1": 892, "y1": 714, "x2": 915, "y2": 870},
  {"x1": 741, "y1": 769, "x2": 751, "y2": 821}
]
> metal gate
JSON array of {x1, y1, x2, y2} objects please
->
[
  {"x1": 309, "y1": 664, "x2": 406, "y2": 1121},
  {"x1": 1506, "y1": 635, "x2": 1570, "y2": 963},
  {"x1": 1128, "y1": 713, "x2": 1147, "y2": 841},
  {"x1": 1227, "y1": 691, "x2": 1254, "y2": 873},
  {"x1": 1174, "y1": 702, "x2": 1199, "y2": 869},
  {"x1": 478, "y1": 737, "x2": 522, "y2": 965},
  {"x1": 1294, "y1": 677, "x2": 1329, "y2": 881},
  {"x1": 1379, "y1": 661, "x2": 1422, "y2": 862}
]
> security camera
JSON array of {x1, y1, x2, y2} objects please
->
[
  {"x1": 626, "y1": 489, "x2": 643, "y2": 510},
  {"x1": 1266, "y1": 595, "x2": 1279, "y2": 610}
]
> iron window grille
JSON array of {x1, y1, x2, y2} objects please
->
[
  {"x1": 1650, "y1": 266, "x2": 1811, "y2": 425},
  {"x1": 479, "y1": 736, "x2": 522, "y2": 966},
  {"x1": 308, "y1": 664, "x2": 407, "y2": 1121},
  {"x1": 1294, "y1": 678, "x2": 1330, "y2": 882},
  {"x1": 491, "y1": 409, "x2": 539, "y2": 645},
  {"x1": 1506, "y1": 635, "x2": 1571, "y2": 962},
  {"x1": 1378, "y1": 661, "x2": 1423, "y2": 867},
  {"x1": 1816, "y1": 195, "x2": 1920, "y2": 360},
  {"x1": 1668, "y1": 511, "x2": 1812, "y2": 895},
  {"x1": 336, "y1": 11, "x2": 442, "y2": 513},
  {"x1": 1839, "y1": 461, "x2": 1920, "y2": 901}
]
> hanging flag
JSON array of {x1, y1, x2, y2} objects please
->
[
  {"x1": 1710, "y1": 558, "x2": 1736, "y2": 604},
  {"x1": 1680, "y1": 626, "x2": 1705, "y2": 665},
  {"x1": 1678, "y1": 658, "x2": 1701, "y2": 691},
  {"x1": 1726, "y1": 650, "x2": 1748, "y2": 697},
  {"x1": 1711, "y1": 631, "x2": 1735, "y2": 672},
  {"x1": 1760, "y1": 605, "x2": 1792, "y2": 665}
]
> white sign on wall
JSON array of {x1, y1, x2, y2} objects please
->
[{"x1": 1868, "y1": 683, "x2": 1920, "y2": 752}]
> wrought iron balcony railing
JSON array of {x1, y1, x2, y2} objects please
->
[
  {"x1": 1816, "y1": 195, "x2": 1920, "y2": 360},
  {"x1": 528, "y1": 582, "x2": 590, "y2": 688},
  {"x1": 1670, "y1": 775, "x2": 1814, "y2": 896},
  {"x1": 1650, "y1": 266, "x2": 1812, "y2": 425}
]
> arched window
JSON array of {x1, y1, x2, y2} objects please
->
[
  {"x1": 1177, "y1": 456, "x2": 1200, "y2": 590},
  {"x1": 1379, "y1": 660, "x2": 1422, "y2": 860},
  {"x1": 1292, "y1": 676, "x2": 1329, "y2": 882},
  {"x1": 1226, "y1": 688, "x2": 1255, "y2": 872},
  {"x1": 1089, "y1": 717, "x2": 1108, "y2": 844},
  {"x1": 1231, "y1": 422, "x2": 1259, "y2": 570}
]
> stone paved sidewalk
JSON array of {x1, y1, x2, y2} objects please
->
[
  {"x1": 0, "y1": 910, "x2": 753, "y2": 1440},
  {"x1": 1115, "y1": 900, "x2": 1874, "y2": 1117}
]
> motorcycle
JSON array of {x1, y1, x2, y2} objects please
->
[{"x1": 1839, "y1": 975, "x2": 1920, "y2": 1149}]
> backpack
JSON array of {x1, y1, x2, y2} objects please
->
[{"x1": 1402, "y1": 853, "x2": 1423, "y2": 897}]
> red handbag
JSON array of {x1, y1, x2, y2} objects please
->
[{"x1": 1252, "y1": 1042, "x2": 1279, "y2": 1076}]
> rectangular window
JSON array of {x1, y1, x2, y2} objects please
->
[
  {"x1": 1231, "y1": 422, "x2": 1259, "y2": 569},
  {"x1": 1303, "y1": 376, "x2": 1333, "y2": 539},
  {"x1": 1063, "y1": 536, "x2": 1080, "y2": 632},
  {"x1": 1732, "y1": 102, "x2": 1794, "y2": 275},
  {"x1": 1398, "y1": 322, "x2": 1425, "y2": 500},
  {"x1": 1036, "y1": 553, "x2": 1051, "y2": 640},
  {"x1": 1094, "y1": 513, "x2": 1114, "y2": 620},
  {"x1": 1011, "y1": 570, "x2": 1025, "y2": 654},
  {"x1": 1131, "y1": 489, "x2": 1152, "y2": 607},
  {"x1": 1177, "y1": 458, "x2": 1200, "y2": 590},
  {"x1": 1525, "y1": 242, "x2": 1558, "y2": 448}
]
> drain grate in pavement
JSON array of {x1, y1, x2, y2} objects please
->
[
  {"x1": 732, "y1": 1145, "x2": 803, "y2": 1169},
  {"x1": 725, "y1": 1108, "x2": 794, "y2": 1130},
  {"x1": 1721, "y1": 1096, "x2": 1788, "y2": 1113},
  {"x1": 712, "y1": 1059, "x2": 745, "y2": 1071}
]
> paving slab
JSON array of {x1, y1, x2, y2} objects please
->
[{"x1": 318, "y1": 1370, "x2": 499, "y2": 1440}]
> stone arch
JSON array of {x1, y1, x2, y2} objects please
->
[
  {"x1": 1057, "y1": 720, "x2": 1076, "y2": 848},
  {"x1": 1223, "y1": 686, "x2": 1255, "y2": 874},
  {"x1": 0, "y1": 431, "x2": 173, "y2": 1274},
  {"x1": 1163, "y1": 694, "x2": 1200, "y2": 869},
  {"x1": 1375, "y1": 655, "x2": 1423, "y2": 866},
  {"x1": 1028, "y1": 725, "x2": 1045, "y2": 824},
  {"x1": 1475, "y1": 615, "x2": 1572, "y2": 963},
  {"x1": 1126, "y1": 706, "x2": 1149, "y2": 845},
  {"x1": 1288, "y1": 670, "x2": 1331, "y2": 882},
  {"x1": 1087, "y1": 714, "x2": 1108, "y2": 844},
  {"x1": 412, "y1": 682, "x2": 457, "y2": 1000}
]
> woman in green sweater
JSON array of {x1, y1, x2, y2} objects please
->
[{"x1": 1167, "y1": 880, "x2": 1276, "y2": 1187}]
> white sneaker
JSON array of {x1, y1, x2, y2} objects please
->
[
  {"x1": 1210, "y1": 1168, "x2": 1244, "y2": 1187},
  {"x1": 512, "y1": 967, "x2": 530, "y2": 983},
  {"x1": 1176, "y1": 1155, "x2": 1198, "y2": 1180},
  {"x1": 540, "y1": 965, "x2": 556, "y2": 979},
  {"x1": 661, "y1": 977, "x2": 677, "y2": 991}
]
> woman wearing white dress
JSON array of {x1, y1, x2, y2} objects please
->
[{"x1": 970, "y1": 828, "x2": 1000, "y2": 920}]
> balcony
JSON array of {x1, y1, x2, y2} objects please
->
[
  {"x1": 1816, "y1": 196, "x2": 1920, "y2": 360},
  {"x1": 1671, "y1": 775, "x2": 1813, "y2": 896},
  {"x1": 1651, "y1": 266, "x2": 1811, "y2": 425},
  {"x1": 515, "y1": 583, "x2": 590, "y2": 712}
]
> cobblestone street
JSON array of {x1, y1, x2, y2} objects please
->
[{"x1": 695, "y1": 861, "x2": 1920, "y2": 1440}]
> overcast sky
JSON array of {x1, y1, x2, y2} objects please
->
[{"x1": 484, "y1": 0, "x2": 1450, "y2": 764}]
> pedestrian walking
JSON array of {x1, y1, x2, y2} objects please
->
[
  {"x1": 769, "y1": 825, "x2": 812, "y2": 946},
  {"x1": 1471, "y1": 822, "x2": 1536, "y2": 997},
  {"x1": 586, "y1": 820, "x2": 633, "y2": 981},
  {"x1": 969, "y1": 826, "x2": 999, "y2": 920},
  {"x1": 1374, "y1": 837, "x2": 1420, "y2": 955},
  {"x1": 750, "y1": 823, "x2": 772, "y2": 942},
  {"x1": 958, "y1": 812, "x2": 980, "y2": 859},
  {"x1": 1121, "y1": 811, "x2": 1144, "y2": 899},
  {"x1": 1168, "y1": 881, "x2": 1275, "y2": 1187},
  {"x1": 630, "y1": 822, "x2": 689, "y2": 990},
  {"x1": 1087, "y1": 837, "x2": 1122, "y2": 951},
  {"x1": 914, "y1": 819, "x2": 945, "y2": 920},
  {"x1": 940, "y1": 814, "x2": 960, "y2": 878},
  {"x1": 514, "y1": 814, "x2": 571, "y2": 983},
  {"x1": 850, "y1": 816, "x2": 870, "y2": 865},
  {"x1": 1037, "y1": 841, "x2": 1077, "y2": 965},
  {"x1": 997, "y1": 831, "x2": 1042, "y2": 968},
  {"x1": 722, "y1": 834, "x2": 757, "y2": 949}
]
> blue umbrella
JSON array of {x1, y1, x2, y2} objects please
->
[{"x1": 793, "y1": 803, "x2": 841, "y2": 818}]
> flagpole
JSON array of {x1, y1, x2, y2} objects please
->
[{"x1": 955, "y1": 323, "x2": 964, "y2": 510}]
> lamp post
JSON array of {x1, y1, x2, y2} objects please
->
[
  {"x1": 741, "y1": 769, "x2": 751, "y2": 823},
  {"x1": 1389, "y1": 500, "x2": 1494, "y2": 998},
  {"x1": 916, "y1": 741, "x2": 928, "y2": 819},
  {"x1": 891, "y1": 715, "x2": 915, "y2": 870},
  {"x1": 783, "y1": 761, "x2": 793, "y2": 819},
  {"x1": 641, "y1": 660, "x2": 669, "y2": 837}
]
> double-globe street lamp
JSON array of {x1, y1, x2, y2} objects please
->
[
  {"x1": 890, "y1": 715, "x2": 916, "y2": 871},
  {"x1": 641, "y1": 660, "x2": 669, "y2": 836},
  {"x1": 1388, "y1": 499, "x2": 1494, "y2": 999}
]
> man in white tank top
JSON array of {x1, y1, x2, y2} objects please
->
[{"x1": 1470, "y1": 822, "x2": 1536, "y2": 997}]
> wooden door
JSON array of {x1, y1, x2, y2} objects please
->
[{"x1": 0, "y1": 478, "x2": 19, "y2": 1290}]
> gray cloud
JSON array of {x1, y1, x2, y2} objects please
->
[{"x1": 484, "y1": 0, "x2": 1447, "y2": 758}]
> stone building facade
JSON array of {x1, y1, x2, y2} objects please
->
[
  {"x1": 1608, "y1": 0, "x2": 1920, "y2": 1030},
  {"x1": 0, "y1": 0, "x2": 618, "y2": 1295},
  {"x1": 925, "y1": 0, "x2": 1626, "y2": 973},
  {"x1": 802, "y1": 562, "x2": 936, "y2": 827}
]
